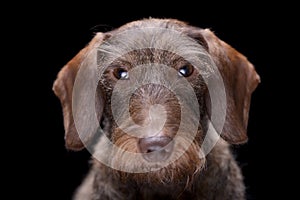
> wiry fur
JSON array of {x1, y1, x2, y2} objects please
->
[
  {"x1": 74, "y1": 140, "x2": 244, "y2": 200},
  {"x1": 53, "y1": 18, "x2": 260, "y2": 200}
]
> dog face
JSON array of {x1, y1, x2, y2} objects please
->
[{"x1": 53, "y1": 18, "x2": 260, "y2": 186}]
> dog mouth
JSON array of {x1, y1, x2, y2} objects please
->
[
  {"x1": 101, "y1": 131, "x2": 204, "y2": 173},
  {"x1": 109, "y1": 137, "x2": 205, "y2": 187}
]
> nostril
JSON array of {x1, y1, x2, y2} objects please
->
[
  {"x1": 145, "y1": 143, "x2": 165, "y2": 153},
  {"x1": 145, "y1": 145, "x2": 164, "y2": 153},
  {"x1": 138, "y1": 136, "x2": 173, "y2": 162},
  {"x1": 138, "y1": 136, "x2": 172, "y2": 153}
]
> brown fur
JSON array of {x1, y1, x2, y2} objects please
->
[{"x1": 53, "y1": 18, "x2": 260, "y2": 200}]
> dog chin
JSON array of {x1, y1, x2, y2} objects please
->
[
  {"x1": 114, "y1": 159, "x2": 205, "y2": 191},
  {"x1": 111, "y1": 145, "x2": 205, "y2": 188}
]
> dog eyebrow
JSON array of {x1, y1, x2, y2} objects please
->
[{"x1": 103, "y1": 49, "x2": 189, "y2": 67}]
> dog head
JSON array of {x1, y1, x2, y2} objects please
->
[{"x1": 53, "y1": 18, "x2": 260, "y2": 185}]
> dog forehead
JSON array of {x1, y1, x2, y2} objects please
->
[
  {"x1": 98, "y1": 22, "x2": 205, "y2": 65},
  {"x1": 102, "y1": 18, "x2": 199, "y2": 50},
  {"x1": 96, "y1": 18, "x2": 212, "y2": 78}
]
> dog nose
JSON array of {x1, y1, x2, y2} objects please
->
[{"x1": 138, "y1": 136, "x2": 173, "y2": 162}]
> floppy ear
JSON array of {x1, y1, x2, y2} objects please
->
[
  {"x1": 53, "y1": 33, "x2": 106, "y2": 150},
  {"x1": 200, "y1": 29, "x2": 260, "y2": 144}
]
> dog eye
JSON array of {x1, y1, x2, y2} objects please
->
[
  {"x1": 178, "y1": 65, "x2": 194, "y2": 77},
  {"x1": 113, "y1": 68, "x2": 129, "y2": 80}
]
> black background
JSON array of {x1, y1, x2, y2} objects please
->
[{"x1": 7, "y1": 2, "x2": 295, "y2": 200}]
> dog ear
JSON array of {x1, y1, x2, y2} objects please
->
[
  {"x1": 193, "y1": 29, "x2": 260, "y2": 144},
  {"x1": 53, "y1": 33, "x2": 106, "y2": 150}
]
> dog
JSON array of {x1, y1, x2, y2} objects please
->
[{"x1": 53, "y1": 18, "x2": 260, "y2": 200}]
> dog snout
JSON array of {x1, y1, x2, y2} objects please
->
[{"x1": 138, "y1": 136, "x2": 173, "y2": 162}]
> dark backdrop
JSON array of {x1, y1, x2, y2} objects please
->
[{"x1": 10, "y1": 2, "x2": 293, "y2": 200}]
